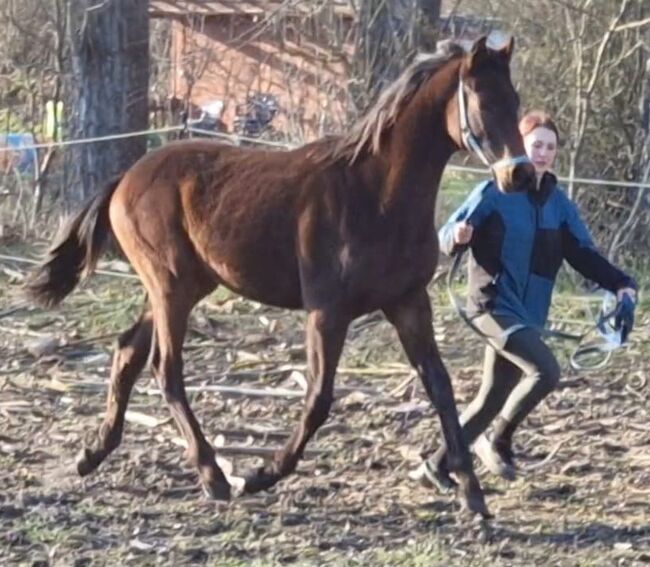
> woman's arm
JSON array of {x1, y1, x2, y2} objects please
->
[
  {"x1": 561, "y1": 196, "x2": 637, "y2": 294},
  {"x1": 438, "y1": 180, "x2": 495, "y2": 256}
]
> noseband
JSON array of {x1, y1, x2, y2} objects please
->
[{"x1": 457, "y1": 77, "x2": 530, "y2": 171}]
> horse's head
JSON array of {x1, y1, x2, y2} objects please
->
[{"x1": 448, "y1": 36, "x2": 536, "y2": 193}]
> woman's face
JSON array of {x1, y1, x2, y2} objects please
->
[{"x1": 524, "y1": 126, "x2": 558, "y2": 175}]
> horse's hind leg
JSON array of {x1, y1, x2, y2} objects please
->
[
  {"x1": 77, "y1": 306, "x2": 154, "y2": 476},
  {"x1": 149, "y1": 284, "x2": 230, "y2": 501},
  {"x1": 109, "y1": 196, "x2": 228, "y2": 499},
  {"x1": 244, "y1": 308, "x2": 349, "y2": 493}
]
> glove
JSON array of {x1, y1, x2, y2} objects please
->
[{"x1": 614, "y1": 294, "x2": 635, "y2": 343}]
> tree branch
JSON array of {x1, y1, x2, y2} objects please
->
[{"x1": 614, "y1": 16, "x2": 650, "y2": 32}]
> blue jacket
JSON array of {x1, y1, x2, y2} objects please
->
[{"x1": 439, "y1": 173, "x2": 636, "y2": 327}]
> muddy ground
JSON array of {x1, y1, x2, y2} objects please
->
[{"x1": 0, "y1": 241, "x2": 649, "y2": 566}]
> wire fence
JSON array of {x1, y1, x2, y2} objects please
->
[
  {"x1": 0, "y1": 126, "x2": 645, "y2": 336},
  {"x1": 0, "y1": 124, "x2": 649, "y2": 190},
  {"x1": 0, "y1": 124, "x2": 648, "y2": 281}
]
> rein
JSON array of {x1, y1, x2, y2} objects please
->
[{"x1": 446, "y1": 250, "x2": 627, "y2": 370}]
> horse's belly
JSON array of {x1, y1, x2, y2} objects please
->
[
  {"x1": 205, "y1": 246, "x2": 303, "y2": 309},
  {"x1": 343, "y1": 249, "x2": 436, "y2": 313}
]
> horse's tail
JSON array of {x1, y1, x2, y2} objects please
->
[{"x1": 25, "y1": 175, "x2": 123, "y2": 307}]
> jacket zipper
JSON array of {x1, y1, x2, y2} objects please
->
[{"x1": 523, "y1": 201, "x2": 540, "y2": 301}]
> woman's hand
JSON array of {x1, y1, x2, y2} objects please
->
[
  {"x1": 615, "y1": 287, "x2": 636, "y2": 343},
  {"x1": 617, "y1": 287, "x2": 637, "y2": 303},
  {"x1": 453, "y1": 221, "x2": 474, "y2": 245}
]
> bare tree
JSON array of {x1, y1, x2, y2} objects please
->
[
  {"x1": 350, "y1": 0, "x2": 442, "y2": 113},
  {"x1": 66, "y1": 0, "x2": 149, "y2": 201},
  {"x1": 175, "y1": 14, "x2": 213, "y2": 126},
  {"x1": 458, "y1": 0, "x2": 650, "y2": 267},
  {"x1": 604, "y1": 2, "x2": 650, "y2": 261},
  {"x1": 0, "y1": 0, "x2": 69, "y2": 225}
]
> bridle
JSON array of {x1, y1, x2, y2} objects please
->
[{"x1": 457, "y1": 76, "x2": 531, "y2": 171}]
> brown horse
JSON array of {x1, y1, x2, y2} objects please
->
[{"x1": 26, "y1": 37, "x2": 534, "y2": 517}]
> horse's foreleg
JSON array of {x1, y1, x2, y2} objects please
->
[
  {"x1": 77, "y1": 307, "x2": 154, "y2": 476},
  {"x1": 244, "y1": 308, "x2": 348, "y2": 494},
  {"x1": 383, "y1": 288, "x2": 491, "y2": 518}
]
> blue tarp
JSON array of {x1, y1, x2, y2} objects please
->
[{"x1": 1, "y1": 133, "x2": 38, "y2": 175}]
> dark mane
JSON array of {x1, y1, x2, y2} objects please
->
[{"x1": 335, "y1": 41, "x2": 466, "y2": 161}]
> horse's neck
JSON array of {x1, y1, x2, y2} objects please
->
[{"x1": 379, "y1": 112, "x2": 455, "y2": 218}]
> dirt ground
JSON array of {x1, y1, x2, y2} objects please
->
[{"x1": 1, "y1": 241, "x2": 649, "y2": 566}]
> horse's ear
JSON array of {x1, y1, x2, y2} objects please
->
[
  {"x1": 498, "y1": 36, "x2": 515, "y2": 63},
  {"x1": 471, "y1": 35, "x2": 488, "y2": 56},
  {"x1": 466, "y1": 35, "x2": 489, "y2": 71}
]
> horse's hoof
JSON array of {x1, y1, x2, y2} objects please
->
[
  {"x1": 410, "y1": 461, "x2": 458, "y2": 493},
  {"x1": 473, "y1": 434, "x2": 517, "y2": 481},
  {"x1": 243, "y1": 466, "x2": 279, "y2": 494},
  {"x1": 201, "y1": 478, "x2": 231, "y2": 501},
  {"x1": 76, "y1": 449, "x2": 92, "y2": 476},
  {"x1": 457, "y1": 471, "x2": 493, "y2": 520},
  {"x1": 76, "y1": 447, "x2": 100, "y2": 477},
  {"x1": 462, "y1": 491, "x2": 493, "y2": 520},
  {"x1": 199, "y1": 463, "x2": 232, "y2": 501}
]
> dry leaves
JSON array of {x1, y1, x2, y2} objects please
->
[{"x1": 1, "y1": 250, "x2": 649, "y2": 565}]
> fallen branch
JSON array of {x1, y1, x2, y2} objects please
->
[
  {"x1": 520, "y1": 438, "x2": 566, "y2": 471},
  {"x1": 145, "y1": 384, "x2": 305, "y2": 399},
  {"x1": 124, "y1": 410, "x2": 169, "y2": 428},
  {"x1": 170, "y1": 436, "x2": 325, "y2": 458},
  {"x1": 143, "y1": 383, "x2": 385, "y2": 401}
]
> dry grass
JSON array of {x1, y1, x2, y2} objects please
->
[{"x1": 0, "y1": 239, "x2": 649, "y2": 566}]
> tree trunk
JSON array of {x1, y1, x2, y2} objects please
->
[
  {"x1": 419, "y1": 0, "x2": 442, "y2": 51},
  {"x1": 351, "y1": 0, "x2": 441, "y2": 114},
  {"x1": 66, "y1": 0, "x2": 149, "y2": 201},
  {"x1": 639, "y1": 13, "x2": 650, "y2": 215}
]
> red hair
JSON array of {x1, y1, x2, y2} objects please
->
[{"x1": 519, "y1": 110, "x2": 560, "y2": 144}]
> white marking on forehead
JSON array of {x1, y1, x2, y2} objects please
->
[
  {"x1": 487, "y1": 31, "x2": 512, "y2": 50},
  {"x1": 442, "y1": 32, "x2": 513, "y2": 54}
]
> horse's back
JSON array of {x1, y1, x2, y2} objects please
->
[{"x1": 109, "y1": 139, "x2": 319, "y2": 308}]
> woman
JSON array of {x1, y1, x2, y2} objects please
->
[{"x1": 417, "y1": 110, "x2": 637, "y2": 489}]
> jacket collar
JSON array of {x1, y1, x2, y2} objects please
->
[{"x1": 529, "y1": 171, "x2": 557, "y2": 204}]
